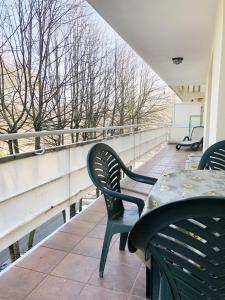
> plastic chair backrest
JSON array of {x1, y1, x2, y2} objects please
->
[
  {"x1": 198, "y1": 140, "x2": 225, "y2": 170},
  {"x1": 128, "y1": 197, "x2": 225, "y2": 300},
  {"x1": 190, "y1": 126, "x2": 204, "y2": 141},
  {"x1": 87, "y1": 143, "x2": 125, "y2": 219}
]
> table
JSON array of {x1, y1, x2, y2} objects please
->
[
  {"x1": 144, "y1": 169, "x2": 225, "y2": 214},
  {"x1": 141, "y1": 169, "x2": 225, "y2": 299}
]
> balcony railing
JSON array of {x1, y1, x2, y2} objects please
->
[{"x1": 0, "y1": 124, "x2": 169, "y2": 252}]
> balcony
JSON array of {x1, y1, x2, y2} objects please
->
[
  {"x1": 0, "y1": 139, "x2": 201, "y2": 300},
  {"x1": 1, "y1": 0, "x2": 225, "y2": 298}
]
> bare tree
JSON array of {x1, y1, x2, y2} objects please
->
[
  {"x1": 0, "y1": 1, "x2": 33, "y2": 155},
  {"x1": 0, "y1": 0, "x2": 173, "y2": 263}
]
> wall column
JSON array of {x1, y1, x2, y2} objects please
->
[
  {"x1": 208, "y1": 0, "x2": 225, "y2": 145},
  {"x1": 203, "y1": 62, "x2": 212, "y2": 150}
]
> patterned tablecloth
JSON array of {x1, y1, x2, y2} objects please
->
[{"x1": 144, "y1": 170, "x2": 225, "y2": 214}]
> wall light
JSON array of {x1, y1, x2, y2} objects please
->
[{"x1": 172, "y1": 57, "x2": 183, "y2": 65}]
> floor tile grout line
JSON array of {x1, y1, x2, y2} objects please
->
[
  {"x1": 15, "y1": 246, "x2": 73, "y2": 297},
  {"x1": 23, "y1": 274, "x2": 87, "y2": 300},
  {"x1": 12, "y1": 263, "x2": 76, "y2": 300},
  {"x1": 73, "y1": 279, "x2": 87, "y2": 299},
  {"x1": 33, "y1": 271, "x2": 89, "y2": 285},
  {"x1": 128, "y1": 264, "x2": 143, "y2": 298},
  {"x1": 86, "y1": 265, "x2": 139, "y2": 297},
  {"x1": 14, "y1": 265, "x2": 51, "y2": 275},
  {"x1": 86, "y1": 253, "x2": 142, "y2": 292},
  {"x1": 22, "y1": 272, "x2": 48, "y2": 300},
  {"x1": 75, "y1": 215, "x2": 106, "y2": 224},
  {"x1": 77, "y1": 281, "x2": 130, "y2": 299},
  {"x1": 0, "y1": 295, "x2": 12, "y2": 300}
]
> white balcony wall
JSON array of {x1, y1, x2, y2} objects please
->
[
  {"x1": 169, "y1": 127, "x2": 189, "y2": 143},
  {"x1": 173, "y1": 103, "x2": 202, "y2": 128},
  {"x1": 0, "y1": 127, "x2": 168, "y2": 251},
  {"x1": 169, "y1": 102, "x2": 202, "y2": 143}
]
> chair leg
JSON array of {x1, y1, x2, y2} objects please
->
[
  {"x1": 119, "y1": 232, "x2": 128, "y2": 251},
  {"x1": 151, "y1": 257, "x2": 160, "y2": 300},
  {"x1": 99, "y1": 224, "x2": 113, "y2": 278},
  {"x1": 146, "y1": 266, "x2": 151, "y2": 299}
]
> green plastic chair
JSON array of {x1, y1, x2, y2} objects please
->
[
  {"x1": 198, "y1": 140, "x2": 225, "y2": 170},
  {"x1": 87, "y1": 142, "x2": 157, "y2": 277},
  {"x1": 128, "y1": 196, "x2": 225, "y2": 299}
]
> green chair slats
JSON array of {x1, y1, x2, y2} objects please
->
[
  {"x1": 128, "y1": 197, "x2": 225, "y2": 300},
  {"x1": 87, "y1": 142, "x2": 157, "y2": 277},
  {"x1": 198, "y1": 140, "x2": 225, "y2": 170}
]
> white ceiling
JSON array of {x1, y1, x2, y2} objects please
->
[{"x1": 87, "y1": 0, "x2": 219, "y2": 86}]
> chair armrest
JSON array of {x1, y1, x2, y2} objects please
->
[
  {"x1": 109, "y1": 150, "x2": 157, "y2": 186},
  {"x1": 128, "y1": 172, "x2": 157, "y2": 185},
  {"x1": 103, "y1": 188, "x2": 145, "y2": 215},
  {"x1": 183, "y1": 136, "x2": 190, "y2": 141}
]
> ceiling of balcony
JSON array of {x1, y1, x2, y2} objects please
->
[{"x1": 87, "y1": 0, "x2": 218, "y2": 88}]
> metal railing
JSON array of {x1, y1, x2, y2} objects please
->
[
  {"x1": 0, "y1": 124, "x2": 138, "y2": 141},
  {"x1": 0, "y1": 122, "x2": 169, "y2": 158}
]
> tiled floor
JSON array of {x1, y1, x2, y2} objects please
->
[{"x1": 0, "y1": 145, "x2": 200, "y2": 300}]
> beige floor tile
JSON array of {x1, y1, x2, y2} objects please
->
[
  {"x1": 25, "y1": 275, "x2": 84, "y2": 300},
  {"x1": 128, "y1": 296, "x2": 146, "y2": 300},
  {"x1": 17, "y1": 247, "x2": 66, "y2": 273},
  {"x1": 75, "y1": 210, "x2": 105, "y2": 223},
  {"x1": 87, "y1": 224, "x2": 106, "y2": 239},
  {"x1": 77, "y1": 285, "x2": 128, "y2": 300},
  {"x1": 88, "y1": 199, "x2": 106, "y2": 213},
  {"x1": 51, "y1": 253, "x2": 99, "y2": 283},
  {"x1": 43, "y1": 231, "x2": 83, "y2": 252},
  {"x1": 60, "y1": 220, "x2": 96, "y2": 236},
  {"x1": 108, "y1": 242, "x2": 142, "y2": 269},
  {"x1": 0, "y1": 267, "x2": 45, "y2": 300},
  {"x1": 89, "y1": 261, "x2": 139, "y2": 293},
  {"x1": 72, "y1": 237, "x2": 103, "y2": 259},
  {"x1": 130, "y1": 267, "x2": 146, "y2": 298}
]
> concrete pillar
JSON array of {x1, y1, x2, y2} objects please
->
[
  {"x1": 203, "y1": 62, "x2": 212, "y2": 150},
  {"x1": 208, "y1": 0, "x2": 225, "y2": 145}
]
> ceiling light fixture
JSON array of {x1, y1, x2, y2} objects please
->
[{"x1": 172, "y1": 57, "x2": 183, "y2": 65}]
